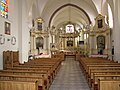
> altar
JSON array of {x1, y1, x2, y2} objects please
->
[{"x1": 89, "y1": 14, "x2": 111, "y2": 56}]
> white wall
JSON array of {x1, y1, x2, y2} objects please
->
[
  {"x1": 0, "y1": 0, "x2": 32, "y2": 69},
  {"x1": 0, "y1": 0, "x2": 19, "y2": 69},
  {"x1": 113, "y1": 0, "x2": 120, "y2": 62},
  {"x1": 18, "y1": 0, "x2": 31, "y2": 63}
]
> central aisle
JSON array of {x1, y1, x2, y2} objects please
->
[{"x1": 49, "y1": 56, "x2": 90, "y2": 90}]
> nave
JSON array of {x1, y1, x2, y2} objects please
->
[{"x1": 49, "y1": 56, "x2": 90, "y2": 90}]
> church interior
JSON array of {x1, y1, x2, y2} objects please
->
[{"x1": 0, "y1": 0, "x2": 120, "y2": 90}]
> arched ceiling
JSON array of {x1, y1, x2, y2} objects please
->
[
  {"x1": 49, "y1": 4, "x2": 91, "y2": 28},
  {"x1": 31, "y1": 0, "x2": 110, "y2": 28}
]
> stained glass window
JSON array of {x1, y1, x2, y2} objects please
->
[{"x1": 0, "y1": 0, "x2": 9, "y2": 18}]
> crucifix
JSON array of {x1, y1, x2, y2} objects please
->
[{"x1": 68, "y1": 25, "x2": 72, "y2": 32}]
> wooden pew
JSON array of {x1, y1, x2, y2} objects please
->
[
  {"x1": 89, "y1": 69, "x2": 120, "y2": 88},
  {"x1": 2, "y1": 52, "x2": 63, "y2": 89},
  {"x1": 98, "y1": 79, "x2": 120, "y2": 90},
  {"x1": 0, "y1": 69, "x2": 50, "y2": 89},
  {"x1": 79, "y1": 57, "x2": 120, "y2": 90},
  {"x1": 6, "y1": 57, "x2": 62, "y2": 85},
  {"x1": 26, "y1": 57, "x2": 62, "y2": 75},
  {"x1": 79, "y1": 57, "x2": 120, "y2": 76},
  {"x1": 6, "y1": 67, "x2": 54, "y2": 85},
  {"x1": 0, "y1": 80, "x2": 39, "y2": 90},
  {"x1": 92, "y1": 74, "x2": 120, "y2": 90},
  {"x1": 12, "y1": 64, "x2": 57, "y2": 80},
  {"x1": 79, "y1": 57, "x2": 115, "y2": 73},
  {"x1": 13, "y1": 57, "x2": 62, "y2": 78},
  {"x1": 0, "y1": 73, "x2": 46, "y2": 90}
]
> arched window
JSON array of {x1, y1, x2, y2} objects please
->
[
  {"x1": 0, "y1": 0, "x2": 9, "y2": 18},
  {"x1": 66, "y1": 24, "x2": 74, "y2": 33}
]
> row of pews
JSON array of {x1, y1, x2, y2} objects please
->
[
  {"x1": 79, "y1": 57, "x2": 120, "y2": 90},
  {"x1": 0, "y1": 51, "x2": 64, "y2": 90}
]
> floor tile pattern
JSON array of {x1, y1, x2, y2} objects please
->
[{"x1": 49, "y1": 56, "x2": 90, "y2": 90}]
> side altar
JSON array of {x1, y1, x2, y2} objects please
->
[{"x1": 89, "y1": 14, "x2": 111, "y2": 56}]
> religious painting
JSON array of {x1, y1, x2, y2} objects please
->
[
  {"x1": 97, "y1": 35, "x2": 105, "y2": 55},
  {"x1": 97, "y1": 19, "x2": 103, "y2": 28},
  {"x1": 5, "y1": 21, "x2": 10, "y2": 35},
  {"x1": 36, "y1": 37, "x2": 44, "y2": 49},
  {"x1": 97, "y1": 35, "x2": 105, "y2": 49},
  {"x1": 67, "y1": 40, "x2": 73, "y2": 47},
  {"x1": 37, "y1": 22, "x2": 42, "y2": 31}
]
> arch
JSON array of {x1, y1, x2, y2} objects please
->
[{"x1": 48, "y1": 3, "x2": 91, "y2": 27}]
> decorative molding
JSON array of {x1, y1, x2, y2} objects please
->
[
  {"x1": 93, "y1": 14, "x2": 109, "y2": 31},
  {"x1": 31, "y1": 30, "x2": 49, "y2": 37}
]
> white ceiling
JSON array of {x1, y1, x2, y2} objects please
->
[{"x1": 29, "y1": 0, "x2": 110, "y2": 29}]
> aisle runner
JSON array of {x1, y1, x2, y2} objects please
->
[{"x1": 49, "y1": 56, "x2": 90, "y2": 90}]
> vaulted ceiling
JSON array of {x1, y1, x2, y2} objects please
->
[{"x1": 27, "y1": 0, "x2": 113, "y2": 29}]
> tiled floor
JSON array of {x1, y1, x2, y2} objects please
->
[{"x1": 49, "y1": 56, "x2": 90, "y2": 90}]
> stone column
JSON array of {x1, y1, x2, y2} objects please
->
[
  {"x1": 89, "y1": 34, "x2": 95, "y2": 55},
  {"x1": 113, "y1": 0, "x2": 120, "y2": 62},
  {"x1": 44, "y1": 35, "x2": 49, "y2": 54}
]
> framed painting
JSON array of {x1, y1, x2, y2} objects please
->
[
  {"x1": 67, "y1": 40, "x2": 73, "y2": 47},
  {"x1": 97, "y1": 19, "x2": 103, "y2": 28},
  {"x1": 5, "y1": 21, "x2": 11, "y2": 35},
  {"x1": 97, "y1": 35, "x2": 105, "y2": 49},
  {"x1": 37, "y1": 22, "x2": 42, "y2": 31},
  {"x1": 36, "y1": 37, "x2": 44, "y2": 49}
]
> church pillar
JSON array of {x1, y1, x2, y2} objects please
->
[
  {"x1": 30, "y1": 34, "x2": 35, "y2": 54},
  {"x1": 44, "y1": 36, "x2": 49, "y2": 54},
  {"x1": 89, "y1": 34, "x2": 95, "y2": 54},
  {"x1": 18, "y1": 0, "x2": 22, "y2": 63},
  {"x1": 73, "y1": 36, "x2": 75, "y2": 49},
  {"x1": 48, "y1": 33, "x2": 52, "y2": 55},
  {"x1": 106, "y1": 31, "x2": 111, "y2": 55},
  {"x1": 94, "y1": 35, "x2": 97, "y2": 54},
  {"x1": 81, "y1": 30, "x2": 84, "y2": 41},
  {"x1": 113, "y1": 0, "x2": 120, "y2": 62},
  {"x1": 18, "y1": 0, "x2": 34, "y2": 63},
  {"x1": 61, "y1": 38, "x2": 64, "y2": 49}
]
